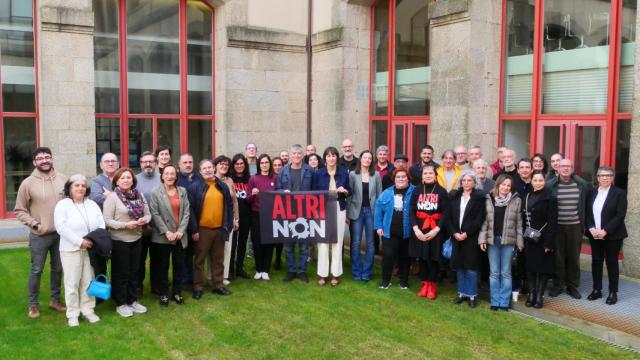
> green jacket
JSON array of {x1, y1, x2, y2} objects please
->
[{"x1": 546, "y1": 174, "x2": 591, "y2": 227}]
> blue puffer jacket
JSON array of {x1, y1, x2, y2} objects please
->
[{"x1": 374, "y1": 184, "x2": 415, "y2": 239}]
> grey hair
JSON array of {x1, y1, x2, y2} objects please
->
[
  {"x1": 456, "y1": 169, "x2": 483, "y2": 190},
  {"x1": 597, "y1": 166, "x2": 615, "y2": 176},
  {"x1": 69, "y1": 174, "x2": 88, "y2": 184},
  {"x1": 472, "y1": 159, "x2": 488, "y2": 168},
  {"x1": 376, "y1": 145, "x2": 389, "y2": 154},
  {"x1": 100, "y1": 152, "x2": 118, "y2": 163},
  {"x1": 289, "y1": 144, "x2": 304, "y2": 153}
]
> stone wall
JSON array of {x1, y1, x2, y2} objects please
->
[
  {"x1": 428, "y1": 0, "x2": 501, "y2": 157},
  {"x1": 38, "y1": 0, "x2": 96, "y2": 177}
]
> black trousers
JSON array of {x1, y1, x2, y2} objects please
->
[
  {"x1": 382, "y1": 236, "x2": 409, "y2": 285},
  {"x1": 231, "y1": 212, "x2": 252, "y2": 274},
  {"x1": 154, "y1": 242, "x2": 185, "y2": 296},
  {"x1": 89, "y1": 251, "x2": 108, "y2": 281},
  {"x1": 111, "y1": 239, "x2": 142, "y2": 306},
  {"x1": 181, "y1": 235, "x2": 194, "y2": 285},
  {"x1": 251, "y1": 212, "x2": 274, "y2": 273},
  {"x1": 590, "y1": 239, "x2": 623, "y2": 292},
  {"x1": 419, "y1": 258, "x2": 439, "y2": 282},
  {"x1": 137, "y1": 233, "x2": 159, "y2": 291}
]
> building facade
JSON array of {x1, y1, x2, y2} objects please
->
[{"x1": 0, "y1": 0, "x2": 639, "y2": 275}]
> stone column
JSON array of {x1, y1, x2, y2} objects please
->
[
  {"x1": 621, "y1": 4, "x2": 640, "y2": 278},
  {"x1": 37, "y1": 0, "x2": 96, "y2": 176},
  {"x1": 428, "y1": 0, "x2": 501, "y2": 155}
]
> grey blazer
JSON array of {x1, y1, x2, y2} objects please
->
[
  {"x1": 347, "y1": 171, "x2": 383, "y2": 220},
  {"x1": 149, "y1": 185, "x2": 190, "y2": 248}
]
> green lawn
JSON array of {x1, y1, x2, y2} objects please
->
[{"x1": 0, "y1": 247, "x2": 636, "y2": 360}]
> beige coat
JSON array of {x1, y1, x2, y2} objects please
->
[
  {"x1": 14, "y1": 168, "x2": 67, "y2": 235},
  {"x1": 103, "y1": 192, "x2": 152, "y2": 242},
  {"x1": 149, "y1": 185, "x2": 190, "y2": 248},
  {"x1": 478, "y1": 194, "x2": 524, "y2": 248}
]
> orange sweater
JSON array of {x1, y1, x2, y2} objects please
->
[{"x1": 200, "y1": 179, "x2": 223, "y2": 228}]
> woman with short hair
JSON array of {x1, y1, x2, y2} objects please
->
[
  {"x1": 436, "y1": 149, "x2": 462, "y2": 193},
  {"x1": 149, "y1": 164, "x2": 190, "y2": 306},
  {"x1": 447, "y1": 170, "x2": 486, "y2": 308},
  {"x1": 54, "y1": 174, "x2": 105, "y2": 326},
  {"x1": 103, "y1": 168, "x2": 151, "y2": 318}
]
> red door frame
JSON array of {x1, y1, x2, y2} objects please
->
[
  {"x1": 369, "y1": 0, "x2": 430, "y2": 159},
  {"x1": 0, "y1": 0, "x2": 40, "y2": 218},
  {"x1": 498, "y1": 0, "x2": 631, "y2": 168},
  {"x1": 105, "y1": 0, "x2": 215, "y2": 169},
  {"x1": 536, "y1": 119, "x2": 608, "y2": 167}
]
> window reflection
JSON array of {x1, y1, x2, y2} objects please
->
[
  {"x1": 188, "y1": 120, "x2": 212, "y2": 162},
  {"x1": 503, "y1": 0, "x2": 534, "y2": 114},
  {"x1": 618, "y1": 0, "x2": 636, "y2": 113},
  {"x1": 0, "y1": 0, "x2": 35, "y2": 112},
  {"x1": 372, "y1": 0, "x2": 389, "y2": 116},
  {"x1": 94, "y1": 0, "x2": 120, "y2": 114},
  {"x1": 95, "y1": 118, "x2": 121, "y2": 173},
  {"x1": 187, "y1": 0, "x2": 213, "y2": 115},
  {"x1": 4, "y1": 118, "x2": 36, "y2": 212}
]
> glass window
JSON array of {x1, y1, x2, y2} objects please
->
[
  {"x1": 0, "y1": 0, "x2": 35, "y2": 112},
  {"x1": 541, "y1": 0, "x2": 611, "y2": 114},
  {"x1": 618, "y1": 0, "x2": 636, "y2": 113},
  {"x1": 128, "y1": 118, "x2": 153, "y2": 169},
  {"x1": 157, "y1": 118, "x2": 180, "y2": 154},
  {"x1": 371, "y1": 120, "x2": 388, "y2": 156},
  {"x1": 372, "y1": 0, "x2": 389, "y2": 116},
  {"x1": 95, "y1": 118, "x2": 121, "y2": 173},
  {"x1": 3, "y1": 117, "x2": 36, "y2": 212},
  {"x1": 503, "y1": 0, "x2": 534, "y2": 114},
  {"x1": 502, "y1": 120, "x2": 530, "y2": 159},
  {"x1": 127, "y1": 0, "x2": 180, "y2": 114},
  {"x1": 188, "y1": 120, "x2": 212, "y2": 162},
  {"x1": 615, "y1": 119, "x2": 630, "y2": 190},
  {"x1": 394, "y1": 0, "x2": 430, "y2": 116},
  {"x1": 93, "y1": 0, "x2": 120, "y2": 114},
  {"x1": 187, "y1": 0, "x2": 213, "y2": 115}
]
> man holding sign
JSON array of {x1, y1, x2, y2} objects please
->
[{"x1": 276, "y1": 144, "x2": 314, "y2": 283}]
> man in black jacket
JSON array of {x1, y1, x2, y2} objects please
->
[
  {"x1": 188, "y1": 159, "x2": 234, "y2": 299},
  {"x1": 409, "y1": 145, "x2": 439, "y2": 185}
]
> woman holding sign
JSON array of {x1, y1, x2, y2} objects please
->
[
  {"x1": 247, "y1": 154, "x2": 278, "y2": 281},
  {"x1": 312, "y1": 147, "x2": 351, "y2": 287},
  {"x1": 409, "y1": 165, "x2": 448, "y2": 300}
]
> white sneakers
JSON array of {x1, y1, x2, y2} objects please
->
[
  {"x1": 68, "y1": 317, "x2": 79, "y2": 327},
  {"x1": 253, "y1": 272, "x2": 271, "y2": 280},
  {"x1": 512, "y1": 291, "x2": 519, "y2": 303},
  {"x1": 223, "y1": 279, "x2": 231, "y2": 286},
  {"x1": 116, "y1": 305, "x2": 133, "y2": 317},
  {"x1": 83, "y1": 313, "x2": 100, "y2": 323},
  {"x1": 129, "y1": 302, "x2": 147, "y2": 314}
]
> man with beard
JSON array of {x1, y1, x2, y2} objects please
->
[
  {"x1": 409, "y1": 145, "x2": 439, "y2": 185},
  {"x1": 15, "y1": 147, "x2": 68, "y2": 318},
  {"x1": 493, "y1": 148, "x2": 517, "y2": 180},
  {"x1": 135, "y1": 151, "x2": 162, "y2": 296},
  {"x1": 339, "y1": 138, "x2": 359, "y2": 172}
]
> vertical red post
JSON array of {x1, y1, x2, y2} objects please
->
[
  {"x1": 119, "y1": 0, "x2": 130, "y2": 167},
  {"x1": 529, "y1": 0, "x2": 545, "y2": 156},
  {"x1": 179, "y1": 0, "x2": 189, "y2": 154}
]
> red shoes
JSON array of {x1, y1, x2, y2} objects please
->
[{"x1": 418, "y1": 282, "x2": 438, "y2": 300}]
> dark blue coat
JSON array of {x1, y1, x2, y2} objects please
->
[
  {"x1": 312, "y1": 167, "x2": 351, "y2": 211},
  {"x1": 276, "y1": 163, "x2": 314, "y2": 191},
  {"x1": 187, "y1": 178, "x2": 234, "y2": 240}
]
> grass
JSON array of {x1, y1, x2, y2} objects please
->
[{"x1": 0, "y1": 247, "x2": 637, "y2": 360}]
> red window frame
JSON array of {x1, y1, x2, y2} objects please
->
[
  {"x1": 369, "y1": 0, "x2": 430, "y2": 164},
  {"x1": 0, "y1": 0, "x2": 40, "y2": 218},
  {"x1": 96, "y1": 0, "x2": 216, "y2": 169},
  {"x1": 498, "y1": 0, "x2": 632, "y2": 168}
]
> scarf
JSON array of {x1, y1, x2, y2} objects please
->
[
  {"x1": 494, "y1": 192, "x2": 512, "y2": 207},
  {"x1": 115, "y1": 187, "x2": 145, "y2": 220},
  {"x1": 328, "y1": 168, "x2": 336, "y2": 191}
]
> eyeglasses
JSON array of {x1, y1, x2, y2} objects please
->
[
  {"x1": 103, "y1": 160, "x2": 118, "y2": 164},
  {"x1": 140, "y1": 160, "x2": 155, "y2": 164},
  {"x1": 597, "y1": 174, "x2": 613, "y2": 178},
  {"x1": 455, "y1": 152, "x2": 467, "y2": 155},
  {"x1": 34, "y1": 156, "x2": 52, "y2": 161},
  {"x1": 342, "y1": 145, "x2": 353, "y2": 148}
]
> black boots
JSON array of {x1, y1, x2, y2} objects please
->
[
  {"x1": 525, "y1": 273, "x2": 536, "y2": 307},
  {"x1": 533, "y1": 276, "x2": 548, "y2": 309}
]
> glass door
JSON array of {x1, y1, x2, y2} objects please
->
[
  {"x1": 391, "y1": 120, "x2": 429, "y2": 164},
  {"x1": 536, "y1": 120, "x2": 606, "y2": 183}
]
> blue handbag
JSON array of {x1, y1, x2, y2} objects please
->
[
  {"x1": 87, "y1": 274, "x2": 111, "y2": 300},
  {"x1": 442, "y1": 238, "x2": 452, "y2": 259}
]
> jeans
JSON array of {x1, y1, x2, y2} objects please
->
[
  {"x1": 285, "y1": 242, "x2": 308, "y2": 273},
  {"x1": 28, "y1": 233, "x2": 63, "y2": 305},
  {"x1": 350, "y1": 207, "x2": 374, "y2": 280},
  {"x1": 457, "y1": 270, "x2": 478, "y2": 297},
  {"x1": 488, "y1": 238, "x2": 514, "y2": 307}
]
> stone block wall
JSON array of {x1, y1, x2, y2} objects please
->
[{"x1": 38, "y1": 0, "x2": 96, "y2": 177}]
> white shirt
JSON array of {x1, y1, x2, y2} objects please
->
[
  {"x1": 459, "y1": 194, "x2": 470, "y2": 229},
  {"x1": 592, "y1": 186, "x2": 610, "y2": 231},
  {"x1": 54, "y1": 198, "x2": 106, "y2": 252}
]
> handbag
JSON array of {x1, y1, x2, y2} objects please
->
[
  {"x1": 87, "y1": 274, "x2": 111, "y2": 300},
  {"x1": 524, "y1": 193, "x2": 547, "y2": 244},
  {"x1": 442, "y1": 237, "x2": 452, "y2": 259}
]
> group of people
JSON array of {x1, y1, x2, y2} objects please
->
[{"x1": 15, "y1": 140, "x2": 627, "y2": 327}]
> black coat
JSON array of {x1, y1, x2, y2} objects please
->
[
  {"x1": 585, "y1": 186, "x2": 628, "y2": 241},
  {"x1": 446, "y1": 189, "x2": 486, "y2": 271},
  {"x1": 523, "y1": 189, "x2": 557, "y2": 274},
  {"x1": 408, "y1": 183, "x2": 449, "y2": 261}
]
